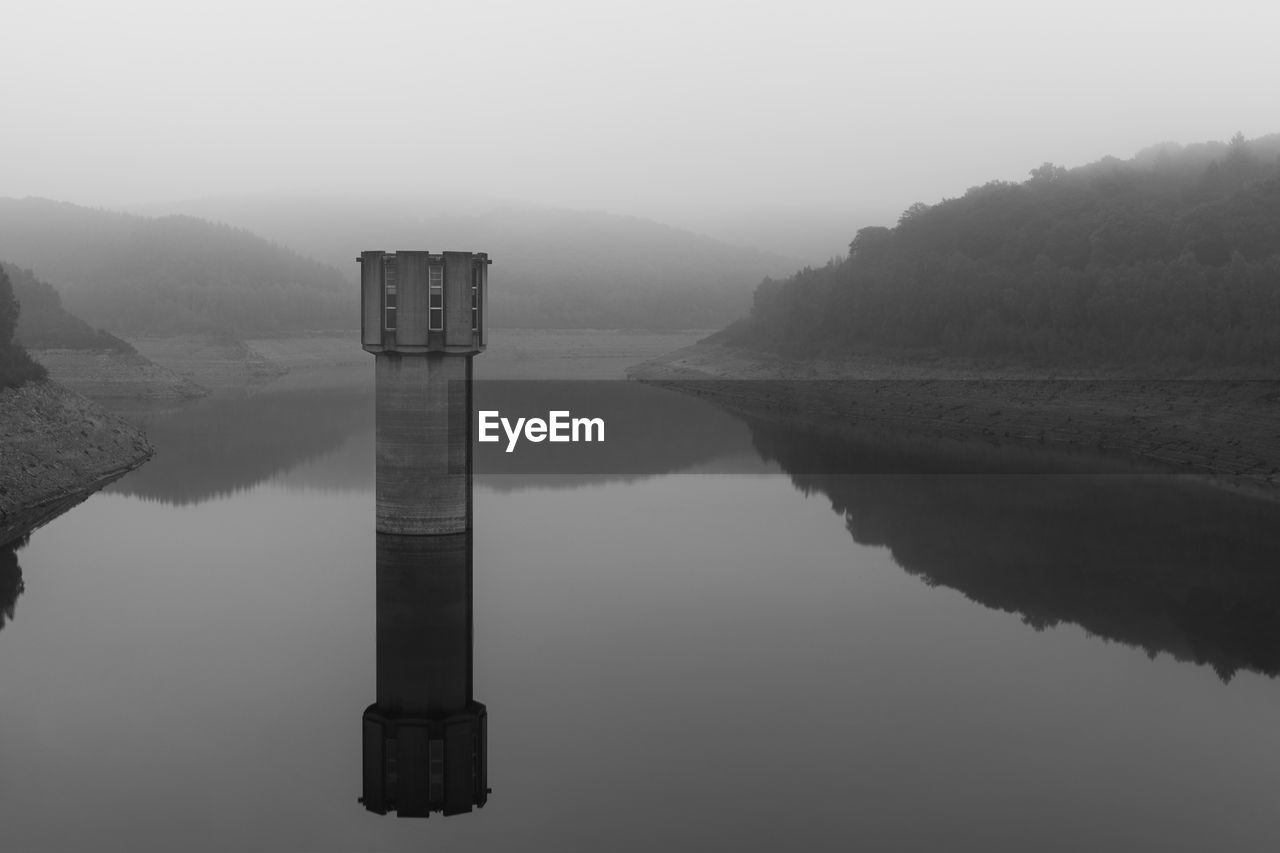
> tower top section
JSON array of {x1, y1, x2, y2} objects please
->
[{"x1": 360, "y1": 250, "x2": 490, "y2": 355}]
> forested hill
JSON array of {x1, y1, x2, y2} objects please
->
[
  {"x1": 1, "y1": 263, "x2": 132, "y2": 352},
  {"x1": 0, "y1": 198, "x2": 352, "y2": 336},
  {"x1": 726, "y1": 133, "x2": 1280, "y2": 368},
  {"x1": 0, "y1": 267, "x2": 46, "y2": 388}
]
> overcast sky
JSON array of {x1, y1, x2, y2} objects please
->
[{"x1": 3, "y1": 0, "x2": 1277, "y2": 228}]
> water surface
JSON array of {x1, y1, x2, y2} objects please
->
[{"x1": 3, "y1": 369, "x2": 1279, "y2": 851}]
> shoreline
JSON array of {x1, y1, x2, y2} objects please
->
[
  {"x1": 0, "y1": 380, "x2": 154, "y2": 545},
  {"x1": 628, "y1": 342, "x2": 1280, "y2": 500}
]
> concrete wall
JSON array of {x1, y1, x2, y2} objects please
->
[
  {"x1": 360, "y1": 250, "x2": 384, "y2": 350},
  {"x1": 375, "y1": 354, "x2": 472, "y2": 535},
  {"x1": 395, "y1": 250, "x2": 431, "y2": 350},
  {"x1": 361, "y1": 251, "x2": 488, "y2": 355},
  {"x1": 444, "y1": 251, "x2": 473, "y2": 349},
  {"x1": 478, "y1": 258, "x2": 488, "y2": 348}
]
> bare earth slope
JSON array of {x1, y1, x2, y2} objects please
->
[
  {"x1": 32, "y1": 349, "x2": 208, "y2": 400},
  {"x1": 0, "y1": 380, "x2": 153, "y2": 543},
  {"x1": 629, "y1": 342, "x2": 1280, "y2": 497}
]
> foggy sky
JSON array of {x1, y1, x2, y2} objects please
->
[{"x1": 3, "y1": 0, "x2": 1277, "y2": 229}]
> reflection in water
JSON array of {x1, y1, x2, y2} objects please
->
[
  {"x1": 103, "y1": 380, "x2": 763, "y2": 504},
  {"x1": 362, "y1": 533, "x2": 488, "y2": 817},
  {"x1": 470, "y1": 380, "x2": 755, "y2": 477},
  {"x1": 748, "y1": 418, "x2": 1280, "y2": 680},
  {"x1": 0, "y1": 535, "x2": 26, "y2": 633},
  {"x1": 9, "y1": 371, "x2": 1280, "y2": 847},
  {"x1": 105, "y1": 389, "x2": 373, "y2": 505}
]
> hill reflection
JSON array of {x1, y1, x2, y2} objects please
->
[
  {"x1": 104, "y1": 381, "x2": 761, "y2": 504},
  {"x1": 747, "y1": 420, "x2": 1280, "y2": 680},
  {"x1": 0, "y1": 535, "x2": 28, "y2": 634},
  {"x1": 105, "y1": 389, "x2": 375, "y2": 505}
]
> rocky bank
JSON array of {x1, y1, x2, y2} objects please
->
[
  {"x1": 0, "y1": 380, "x2": 153, "y2": 544},
  {"x1": 629, "y1": 342, "x2": 1280, "y2": 498},
  {"x1": 32, "y1": 348, "x2": 207, "y2": 400}
]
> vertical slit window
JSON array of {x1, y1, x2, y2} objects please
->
[
  {"x1": 383, "y1": 258, "x2": 397, "y2": 331},
  {"x1": 471, "y1": 266, "x2": 479, "y2": 331},
  {"x1": 429, "y1": 265, "x2": 444, "y2": 331}
]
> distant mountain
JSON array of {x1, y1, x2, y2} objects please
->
[
  {"x1": 2, "y1": 262, "x2": 132, "y2": 352},
  {"x1": 726, "y1": 132, "x2": 1280, "y2": 368},
  {"x1": 663, "y1": 203, "x2": 899, "y2": 267},
  {"x1": 124, "y1": 195, "x2": 801, "y2": 329},
  {"x1": 0, "y1": 198, "x2": 353, "y2": 336}
]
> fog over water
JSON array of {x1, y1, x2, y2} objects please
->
[{"x1": 4, "y1": 0, "x2": 1278, "y2": 243}]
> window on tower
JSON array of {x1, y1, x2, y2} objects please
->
[
  {"x1": 383, "y1": 257, "x2": 397, "y2": 331},
  {"x1": 471, "y1": 265, "x2": 480, "y2": 331},
  {"x1": 429, "y1": 265, "x2": 444, "y2": 331}
]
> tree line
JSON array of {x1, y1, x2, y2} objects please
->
[
  {"x1": 0, "y1": 267, "x2": 47, "y2": 388},
  {"x1": 0, "y1": 200, "x2": 354, "y2": 337},
  {"x1": 2, "y1": 263, "x2": 133, "y2": 353},
  {"x1": 728, "y1": 133, "x2": 1280, "y2": 369}
]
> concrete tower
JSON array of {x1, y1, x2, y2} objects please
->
[
  {"x1": 359, "y1": 250, "x2": 490, "y2": 817},
  {"x1": 360, "y1": 250, "x2": 490, "y2": 535}
]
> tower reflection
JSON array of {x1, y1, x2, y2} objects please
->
[{"x1": 361, "y1": 533, "x2": 488, "y2": 816}]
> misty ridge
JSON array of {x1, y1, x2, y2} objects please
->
[
  {"x1": 0, "y1": 196, "x2": 798, "y2": 338},
  {"x1": 126, "y1": 197, "x2": 800, "y2": 329},
  {"x1": 0, "y1": 199, "x2": 352, "y2": 336},
  {"x1": 2, "y1": 262, "x2": 133, "y2": 353},
  {"x1": 729, "y1": 132, "x2": 1280, "y2": 370},
  {"x1": 2, "y1": 132, "x2": 1280, "y2": 368}
]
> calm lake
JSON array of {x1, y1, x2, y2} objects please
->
[{"x1": 3, "y1": 357, "x2": 1280, "y2": 851}]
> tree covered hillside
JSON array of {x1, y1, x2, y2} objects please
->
[
  {"x1": 0, "y1": 267, "x2": 47, "y2": 388},
  {"x1": 2, "y1": 263, "x2": 132, "y2": 352},
  {"x1": 0, "y1": 199, "x2": 353, "y2": 336},
  {"x1": 730, "y1": 133, "x2": 1280, "y2": 367}
]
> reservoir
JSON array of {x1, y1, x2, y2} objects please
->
[{"x1": 1, "y1": 355, "x2": 1278, "y2": 851}]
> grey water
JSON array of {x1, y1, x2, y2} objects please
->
[{"x1": 2, "y1": 371, "x2": 1280, "y2": 851}]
